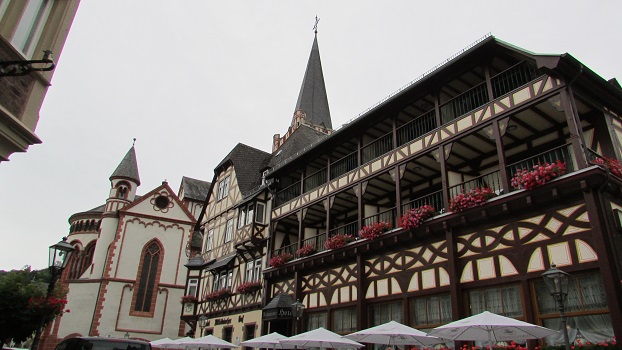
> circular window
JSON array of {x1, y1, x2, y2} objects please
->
[{"x1": 154, "y1": 195, "x2": 170, "y2": 209}]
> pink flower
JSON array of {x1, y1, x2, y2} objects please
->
[
  {"x1": 398, "y1": 205, "x2": 435, "y2": 230},
  {"x1": 449, "y1": 187, "x2": 496, "y2": 212},
  {"x1": 358, "y1": 221, "x2": 392, "y2": 239},
  {"x1": 324, "y1": 234, "x2": 355, "y2": 249}
]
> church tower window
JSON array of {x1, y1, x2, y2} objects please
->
[{"x1": 134, "y1": 241, "x2": 162, "y2": 313}]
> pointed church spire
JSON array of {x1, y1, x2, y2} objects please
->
[
  {"x1": 110, "y1": 141, "x2": 140, "y2": 185},
  {"x1": 293, "y1": 19, "x2": 332, "y2": 130}
]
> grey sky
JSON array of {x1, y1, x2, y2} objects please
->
[{"x1": 1, "y1": 1, "x2": 621, "y2": 270}]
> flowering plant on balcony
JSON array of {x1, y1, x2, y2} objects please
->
[
  {"x1": 593, "y1": 156, "x2": 622, "y2": 178},
  {"x1": 269, "y1": 252, "x2": 293, "y2": 267},
  {"x1": 449, "y1": 187, "x2": 496, "y2": 212},
  {"x1": 398, "y1": 205, "x2": 435, "y2": 230},
  {"x1": 204, "y1": 288, "x2": 232, "y2": 301},
  {"x1": 296, "y1": 244, "x2": 317, "y2": 257},
  {"x1": 358, "y1": 221, "x2": 392, "y2": 239},
  {"x1": 237, "y1": 281, "x2": 261, "y2": 294},
  {"x1": 511, "y1": 160, "x2": 566, "y2": 191},
  {"x1": 324, "y1": 234, "x2": 355, "y2": 250},
  {"x1": 535, "y1": 337, "x2": 618, "y2": 350},
  {"x1": 180, "y1": 294, "x2": 198, "y2": 304}
]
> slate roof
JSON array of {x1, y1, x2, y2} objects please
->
[
  {"x1": 109, "y1": 146, "x2": 140, "y2": 185},
  {"x1": 262, "y1": 293, "x2": 294, "y2": 310},
  {"x1": 294, "y1": 34, "x2": 332, "y2": 130},
  {"x1": 215, "y1": 143, "x2": 271, "y2": 197},
  {"x1": 180, "y1": 176, "x2": 211, "y2": 201},
  {"x1": 269, "y1": 124, "x2": 329, "y2": 168}
]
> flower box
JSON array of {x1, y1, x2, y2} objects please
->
[
  {"x1": 324, "y1": 234, "x2": 355, "y2": 250},
  {"x1": 296, "y1": 244, "x2": 317, "y2": 257},
  {"x1": 593, "y1": 156, "x2": 622, "y2": 178},
  {"x1": 358, "y1": 221, "x2": 392, "y2": 240},
  {"x1": 398, "y1": 204, "x2": 435, "y2": 231},
  {"x1": 204, "y1": 288, "x2": 232, "y2": 301},
  {"x1": 511, "y1": 160, "x2": 566, "y2": 190},
  {"x1": 449, "y1": 187, "x2": 496, "y2": 212},
  {"x1": 237, "y1": 281, "x2": 261, "y2": 294},
  {"x1": 180, "y1": 294, "x2": 198, "y2": 304},
  {"x1": 269, "y1": 252, "x2": 293, "y2": 267}
]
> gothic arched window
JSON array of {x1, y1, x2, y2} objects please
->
[{"x1": 133, "y1": 241, "x2": 162, "y2": 313}]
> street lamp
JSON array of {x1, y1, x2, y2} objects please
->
[
  {"x1": 291, "y1": 300, "x2": 304, "y2": 336},
  {"x1": 542, "y1": 264, "x2": 571, "y2": 350},
  {"x1": 31, "y1": 237, "x2": 75, "y2": 350},
  {"x1": 198, "y1": 315, "x2": 208, "y2": 337}
]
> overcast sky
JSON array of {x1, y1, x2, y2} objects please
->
[{"x1": 1, "y1": 1, "x2": 621, "y2": 271}]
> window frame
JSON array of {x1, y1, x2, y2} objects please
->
[
  {"x1": 224, "y1": 219, "x2": 234, "y2": 242},
  {"x1": 11, "y1": 0, "x2": 53, "y2": 58}
]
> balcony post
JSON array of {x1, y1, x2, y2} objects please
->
[
  {"x1": 484, "y1": 62, "x2": 495, "y2": 102},
  {"x1": 492, "y1": 119, "x2": 510, "y2": 193},
  {"x1": 560, "y1": 89, "x2": 587, "y2": 169}
]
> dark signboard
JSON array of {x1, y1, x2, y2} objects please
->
[{"x1": 262, "y1": 307, "x2": 293, "y2": 320}]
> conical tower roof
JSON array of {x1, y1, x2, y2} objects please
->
[
  {"x1": 294, "y1": 33, "x2": 332, "y2": 130},
  {"x1": 109, "y1": 146, "x2": 140, "y2": 185}
]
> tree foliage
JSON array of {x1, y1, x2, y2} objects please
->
[{"x1": 0, "y1": 267, "x2": 67, "y2": 349}]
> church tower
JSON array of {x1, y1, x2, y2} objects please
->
[
  {"x1": 273, "y1": 23, "x2": 333, "y2": 152},
  {"x1": 89, "y1": 144, "x2": 140, "y2": 279}
]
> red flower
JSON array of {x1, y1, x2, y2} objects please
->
[
  {"x1": 324, "y1": 234, "x2": 355, "y2": 250},
  {"x1": 180, "y1": 294, "x2": 198, "y2": 304},
  {"x1": 449, "y1": 187, "x2": 496, "y2": 212},
  {"x1": 358, "y1": 221, "x2": 392, "y2": 239},
  {"x1": 237, "y1": 281, "x2": 261, "y2": 294},
  {"x1": 269, "y1": 252, "x2": 293, "y2": 267},
  {"x1": 593, "y1": 156, "x2": 622, "y2": 178},
  {"x1": 204, "y1": 288, "x2": 232, "y2": 301},
  {"x1": 296, "y1": 244, "x2": 317, "y2": 257},
  {"x1": 511, "y1": 160, "x2": 566, "y2": 190},
  {"x1": 398, "y1": 205, "x2": 435, "y2": 230}
]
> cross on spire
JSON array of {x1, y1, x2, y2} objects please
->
[{"x1": 313, "y1": 16, "x2": 320, "y2": 34}]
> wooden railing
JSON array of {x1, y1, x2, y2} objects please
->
[
  {"x1": 304, "y1": 167, "x2": 327, "y2": 192},
  {"x1": 401, "y1": 190, "x2": 445, "y2": 214},
  {"x1": 506, "y1": 144, "x2": 574, "y2": 178},
  {"x1": 440, "y1": 82, "x2": 489, "y2": 124},
  {"x1": 300, "y1": 233, "x2": 327, "y2": 256},
  {"x1": 328, "y1": 220, "x2": 359, "y2": 237},
  {"x1": 397, "y1": 110, "x2": 437, "y2": 146},
  {"x1": 362, "y1": 207, "x2": 397, "y2": 227},
  {"x1": 448, "y1": 170, "x2": 503, "y2": 199},
  {"x1": 273, "y1": 242, "x2": 297, "y2": 258},
  {"x1": 274, "y1": 181, "x2": 301, "y2": 207},
  {"x1": 491, "y1": 61, "x2": 540, "y2": 98},
  {"x1": 362, "y1": 133, "x2": 393, "y2": 164},
  {"x1": 330, "y1": 151, "x2": 358, "y2": 179}
]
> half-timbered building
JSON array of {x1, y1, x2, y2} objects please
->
[
  {"x1": 263, "y1": 34, "x2": 622, "y2": 344},
  {"x1": 189, "y1": 31, "x2": 334, "y2": 341}
]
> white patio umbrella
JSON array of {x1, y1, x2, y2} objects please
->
[
  {"x1": 280, "y1": 327, "x2": 364, "y2": 350},
  {"x1": 344, "y1": 320, "x2": 441, "y2": 347},
  {"x1": 428, "y1": 311, "x2": 558, "y2": 345},
  {"x1": 179, "y1": 335, "x2": 238, "y2": 349},
  {"x1": 150, "y1": 338, "x2": 173, "y2": 348},
  {"x1": 163, "y1": 337, "x2": 195, "y2": 349},
  {"x1": 240, "y1": 332, "x2": 296, "y2": 349}
]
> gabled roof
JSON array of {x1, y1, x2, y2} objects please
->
[
  {"x1": 215, "y1": 143, "x2": 271, "y2": 197},
  {"x1": 294, "y1": 34, "x2": 332, "y2": 130},
  {"x1": 180, "y1": 176, "x2": 211, "y2": 201},
  {"x1": 269, "y1": 124, "x2": 329, "y2": 168},
  {"x1": 110, "y1": 146, "x2": 140, "y2": 185}
]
